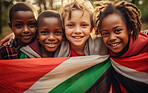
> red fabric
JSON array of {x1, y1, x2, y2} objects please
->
[
  {"x1": 0, "y1": 57, "x2": 70, "y2": 92},
  {"x1": 70, "y1": 47, "x2": 85, "y2": 57},
  {"x1": 109, "y1": 32, "x2": 148, "y2": 58},
  {"x1": 112, "y1": 52, "x2": 148, "y2": 72},
  {"x1": 29, "y1": 39, "x2": 42, "y2": 57},
  {"x1": 119, "y1": 83, "x2": 128, "y2": 93}
]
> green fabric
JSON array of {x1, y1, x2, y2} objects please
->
[
  {"x1": 49, "y1": 59, "x2": 111, "y2": 93},
  {"x1": 20, "y1": 53, "x2": 28, "y2": 59}
]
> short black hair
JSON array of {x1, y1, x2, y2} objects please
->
[
  {"x1": 9, "y1": 2, "x2": 38, "y2": 23},
  {"x1": 37, "y1": 10, "x2": 65, "y2": 39},
  {"x1": 37, "y1": 10, "x2": 61, "y2": 27}
]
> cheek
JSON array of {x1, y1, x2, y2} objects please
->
[
  {"x1": 30, "y1": 28, "x2": 36, "y2": 34},
  {"x1": 103, "y1": 37, "x2": 108, "y2": 45},
  {"x1": 123, "y1": 35, "x2": 129, "y2": 46},
  {"x1": 65, "y1": 29, "x2": 71, "y2": 36},
  {"x1": 39, "y1": 35, "x2": 46, "y2": 42},
  {"x1": 57, "y1": 36, "x2": 63, "y2": 42}
]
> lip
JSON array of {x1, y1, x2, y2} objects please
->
[
  {"x1": 21, "y1": 35, "x2": 32, "y2": 39},
  {"x1": 108, "y1": 42, "x2": 121, "y2": 47},
  {"x1": 45, "y1": 43, "x2": 58, "y2": 48},
  {"x1": 72, "y1": 36, "x2": 84, "y2": 41}
]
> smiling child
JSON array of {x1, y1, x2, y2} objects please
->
[
  {"x1": 0, "y1": 2, "x2": 38, "y2": 59},
  {"x1": 20, "y1": 10, "x2": 63, "y2": 58},
  {"x1": 56, "y1": 0, "x2": 108, "y2": 57},
  {"x1": 95, "y1": 1, "x2": 148, "y2": 92}
]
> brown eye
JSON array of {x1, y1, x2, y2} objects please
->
[
  {"x1": 15, "y1": 24, "x2": 23, "y2": 28},
  {"x1": 40, "y1": 31, "x2": 48, "y2": 35},
  {"x1": 28, "y1": 23, "x2": 36, "y2": 28},
  {"x1": 115, "y1": 29, "x2": 122, "y2": 34},
  {"x1": 102, "y1": 32, "x2": 109, "y2": 37},
  {"x1": 55, "y1": 31, "x2": 62, "y2": 36}
]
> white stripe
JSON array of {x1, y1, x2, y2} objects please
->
[
  {"x1": 111, "y1": 58, "x2": 148, "y2": 84},
  {"x1": 24, "y1": 55, "x2": 109, "y2": 93}
]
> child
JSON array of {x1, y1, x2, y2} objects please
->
[
  {"x1": 55, "y1": 0, "x2": 108, "y2": 57},
  {"x1": 95, "y1": 1, "x2": 148, "y2": 92},
  {"x1": 20, "y1": 10, "x2": 63, "y2": 58},
  {"x1": 0, "y1": 2, "x2": 38, "y2": 59},
  {"x1": 95, "y1": 1, "x2": 147, "y2": 57}
]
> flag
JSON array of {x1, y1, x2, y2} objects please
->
[
  {"x1": 0, "y1": 55, "x2": 111, "y2": 93},
  {"x1": 110, "y1": 52, "x2": 148, "y2": 93}
]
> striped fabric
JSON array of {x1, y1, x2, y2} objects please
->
[
  {"x1": 0, "y1": 53, "x2": 147, "y2": 92},
  {"x1": 110, "y1": 52, "x2": 148, "y2": 93},
  {"x1": 0, "y1": 55, "x2": 111, "y2": 93}
]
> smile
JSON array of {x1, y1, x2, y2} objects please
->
[
  {"x1": 109, "y1": 43, "x2": 121, "y2": 47},
  {"x1": 45, "y1": 43, "x2": 57, "y2": 48},
  {"x1": 72, "y1": 36, "x2": 84, "y2": 39}
]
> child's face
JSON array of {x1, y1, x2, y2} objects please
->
[
  {"x1": 38, "y1": 17, "x2": 63, "y2": 52},
  {"x1": 10, "y1": 11, "x2": 36, "y2": 46},
  {"x1": 100, "y1": 13, "x2": 129, "y2": 53},
  {"x1": 64, "y1": 10, "x2": 91, "y2": 49}
]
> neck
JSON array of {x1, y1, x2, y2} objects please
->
[
  {"x1": 71, "y1": 45, "x2": 84, "y2": 54},
  {"x1": 41, "y1": 46, "x2": 54, "y2": 58}
]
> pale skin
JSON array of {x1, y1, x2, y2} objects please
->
[{"x1": 64, "y1": 10, "x2": 92, "y2": 54}]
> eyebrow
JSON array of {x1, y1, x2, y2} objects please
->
[
  {"x1": 15, "y1": 20, "x2": 36, "y2": 23},
  {"x1": 40, "y1": 28, "x2": 48, "y2": 30},
  {"x1": 113, "y1": 26, "x2": 122, "y2": 29}
]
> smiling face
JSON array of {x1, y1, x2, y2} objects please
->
[
  {"x1": 64, "y1": 10, "x2": 91, "y2": 51},
  {"x1": 38, "y1": 17, "x2": 63, "y2": 53},
  {"x1": 10, "y1": 11, "x2": 36, "y2": 46},
  {"x1": 100, "y1": 13, "x2": 129, "y2": 53}
]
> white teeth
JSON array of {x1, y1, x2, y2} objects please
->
[
  {"x1": 111, "y1": 44, "x2": 118, "y2": 46},
  {"x1": 47, "y1": 44, "x2": 56, "y2": 47},
  {"x1": 73, "y1": 37, "x2": 82, "y2": 39}
]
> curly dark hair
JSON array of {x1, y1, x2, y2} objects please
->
[{"x1": 95, "y1": 1, "x2": 142, "y2": 40}]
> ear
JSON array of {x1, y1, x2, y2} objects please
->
[
  {"x1": 8, "y1": 23, "x2": 12, "y2": 30},
  {"x1": 90, "y1": 26, "x2": 93, "y2": 32}
]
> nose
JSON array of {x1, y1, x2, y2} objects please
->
[
  {"x1": 74, "y1": 26, "x2": 82, "y2": 34},
  {"x1": 109, "y1": 33, "x2": 116, "y2": 42},
  {"x1": 23, "y1": 25, "x2": 30, "y2": 33},
  {"x1": 48, "y1": 33, "x2": 55, "y2": 41}
]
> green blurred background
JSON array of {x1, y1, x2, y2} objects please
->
[{"x1": 0, "y1": 0, "x2": 148, "y2": 40}]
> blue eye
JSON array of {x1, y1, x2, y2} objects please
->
[
  {"x1": 81, "y1": 24, "x2": 88, "y2": 27},
  {"x1": 67, "y1": 24, "x2": 74, "y2": 28}
]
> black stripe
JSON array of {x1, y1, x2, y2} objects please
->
[
  {"x1": 112, "y1": 68, "x2": 148, "y2": 93},
  {"x1": 86, "y1": 66, "x2": 112, "y2": 93}
]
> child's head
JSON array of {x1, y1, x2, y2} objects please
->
[
  {"x1": 9, "y1": 2, "x2": 38, "y2": 46},
  {"x1": 37, "y1": 10, "x2": 63, "y2": 53},
  {"x1": 95, "y1": 1, "x2": 142, "y2": 53},
  {"x1": 60, "y1": 0, "x2": 94, "y2": 50}
]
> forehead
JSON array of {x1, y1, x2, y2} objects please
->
[
  {"x1": 39, "y1": 17, "x2": 62, "y2": 26},
  {"x1": 12, "y1": 11, "x2": 35, "y2": 21},
  {"x1": 101, "y1": 13, "x2": 126, "y2": 27},
  {"x1": 65, "y1": 10, "x2": 91, "y2": 21}
]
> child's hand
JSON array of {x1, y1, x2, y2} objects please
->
[{"x1": 0, "y1": 33, "x2": 15, "y2": 46}]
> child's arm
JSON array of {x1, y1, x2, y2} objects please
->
[{"x1": 0, "y1": 33, "x2": 15, "y2": 46}]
